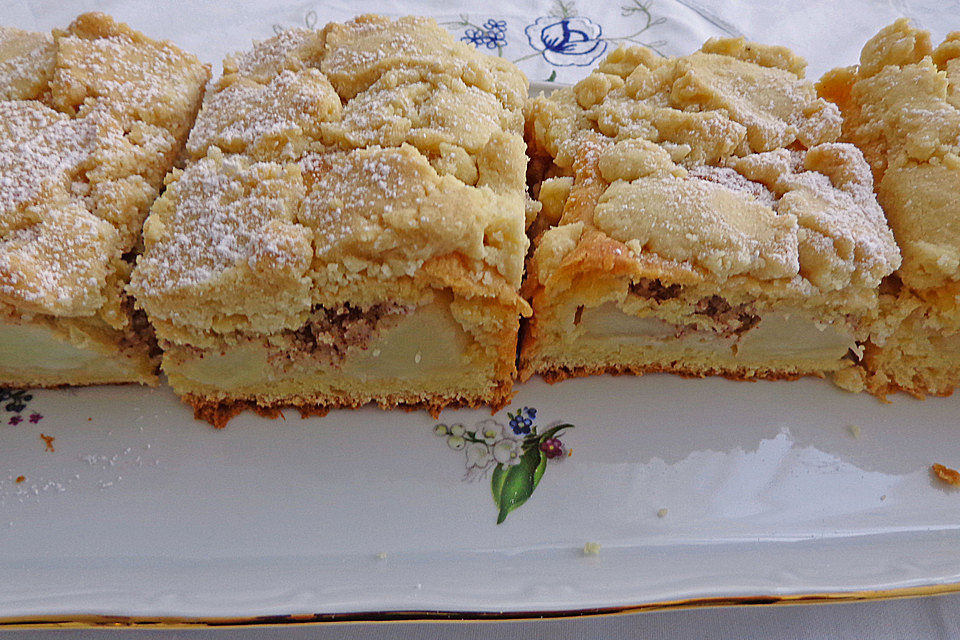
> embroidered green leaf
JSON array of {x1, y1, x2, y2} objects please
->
[{"x1": 492, "y1": 446, "x2": 547, "y2": 524}]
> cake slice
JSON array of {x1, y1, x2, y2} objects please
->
[
  {"x1": 520, "y1": 39, "x2": 900, "y2": 385},
  {"x1": 818, "y1": 20, "x2": 960, "y2": 397},
  {"x1": 0, "y1": 13, "x2": 209, "y2": 387},
  {"x1": 129, "y1": 15, "x2": 531, "y2": 425}
]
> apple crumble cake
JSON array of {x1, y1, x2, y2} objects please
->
[
  {"x1": 129, "y1": 15, "x2": 531, "y2": 425},
  {"x1": 818, "y1": 20, "x2": 960, "y2": 398},
  {"x1": 0, "y1": 13, "x2": 209, "y2": 387},
  {"x1": 520, "y1": 39, "x2": 901, "y2": 385}
]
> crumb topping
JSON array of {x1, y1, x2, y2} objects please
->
[
  {"x1": 0, "y1": 13, "x2": 209, "y2": 323},
  {"x1": 818, "y1": 19, "x2": 960, "y2": 290},
  {"x1": 130, "y1": 149, "x2": 313, "y2": 334},
  {"x1": 0, "y1": 101, "x2": 95, "y2": 227},
  {"x1": 186, "y1": 68, "x2": 341, "y2": 162},
  {"x1": 50, "y1": 14, "x2": 209, "y2": 141},
  {"x1": 529, "y1": 39, "x2": 900, "y2": 295},
  {"x1": 529, "y1": 39, "x2": 841, "y2": 171},
  {"x1": 0, "y1": 26, "x2": 56, "y2": 101},
  {"x1": 319, "y1": 14, "x2": 527, "y2": 111},
  {"x1": 223, "y1": 28, "x2": 323, "y2": 85},
  {"x1": 133, "y1": 15, "x2": 530, "y2": 339}
]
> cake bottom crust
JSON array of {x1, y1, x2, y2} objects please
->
[
  {"x1": 186, "y1": 383, "x2": 512, "y2": 429},
  {"x1": 534, "y1": 361, "x2": 812, "y2": 385}
]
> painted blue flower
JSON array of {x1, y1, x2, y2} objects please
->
[
  {"x1": 462, "y1": 18, "x2": 507, "y2": 50},
  {"x1": 525, "y1": 407, "x2": 537, "y2": 419},
  {"x1": 525, "y1": 15, "x2": 608, "y2": 67},
  {"x1": 509, "y1": 414, "x2": 531, "y2": 435}
]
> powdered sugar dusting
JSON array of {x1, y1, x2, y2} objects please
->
[
  {"x1": 0, "y1": 15, "x2": 209, "y2": 319},
  {"x1": 688, "y1": 164, "x2": 779, "y2": 209},
  {"x1": 0, "y1": 102, "x2": 95, "y2": 218},
  {"x1": 135, "y1": 152, "x2": 307, "y2": 293},
  {"x1": 187, "y1": 69, "x2": 339, "y2": 161},
  {"x1": 0, "y1": 27, "x2": 55, "y2": 100}
]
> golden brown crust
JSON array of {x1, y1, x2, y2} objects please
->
[
  {"x1": 534, "y1": 362, "x2": 811, "y2": 385},
  {"x1": 187, "y1": 382, "x2": 512, "y2": 429}
]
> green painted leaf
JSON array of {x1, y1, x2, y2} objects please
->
[
  {"x1": 537, "y1": 423, "x2": 574, "y2": 443},
  {"x1": 494, "y1": 446, "x2": 546, "y2": 524},
  {"x1": 532, "y1": 446, "x2": 547, "y2": 488},
  {"x1": 547, "y1": 70, "x2": 557, "y2": 82},
  {"x1": 490, "y1": 463, "x2": 507, "y2": 510}
]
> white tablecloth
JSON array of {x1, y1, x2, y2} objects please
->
[{"x1": 3, "y1": 0, "x2": 959, "y2": 637}]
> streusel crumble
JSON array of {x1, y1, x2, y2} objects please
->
[{"x1": 0, "y1": 13, "x2": 209, "y2": 387}]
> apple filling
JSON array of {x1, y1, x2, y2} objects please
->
[
  {"x1": 567, "y1": 301, "x2": 857, "y2": 367},
  {"x1": 0, "y1": 319, "x2": 144, "y2": 382},
  {"x1": 165, "y1": 300, "x2": 485, "y2": 398}
]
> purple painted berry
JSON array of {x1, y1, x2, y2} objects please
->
[{"x1": 539, "y1": 438, "x2": 564, "y2": 459}]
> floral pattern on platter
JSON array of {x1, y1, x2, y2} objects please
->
[
  {"x1": 434, "y1": 407, "x2": 573, "y2": 524},
  {"x1": 1, "y1": 389, "x2": 42, "y2": 426}
]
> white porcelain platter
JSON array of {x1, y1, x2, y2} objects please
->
[{"x1": 1, "y1": 371, "x2": 959, "y2": 622}]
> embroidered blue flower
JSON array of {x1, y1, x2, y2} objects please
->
[
  {"x1": 462, "y1": 18, "x2": 507, "y2": 50},
  {"x1": 525, "y1": 15, "x2": 608, "y2": 67}
]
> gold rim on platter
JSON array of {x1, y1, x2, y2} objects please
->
[{"x1": 3, "y1": 582, "x2": 960, "y2": 629}]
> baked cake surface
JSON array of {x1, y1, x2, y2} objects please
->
[
  {"x1": 521, "y1": 39, "x2": 900, "y2": 386},
  {"x1": 129, "y1": 15, "x2": 531, "y2": 425},
  {"x1": 0, "y1": 13, "x2": 209, "y2": 387},
  {"x1": 819, "y1": 19, "x2": 960, "y2": 397}
]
